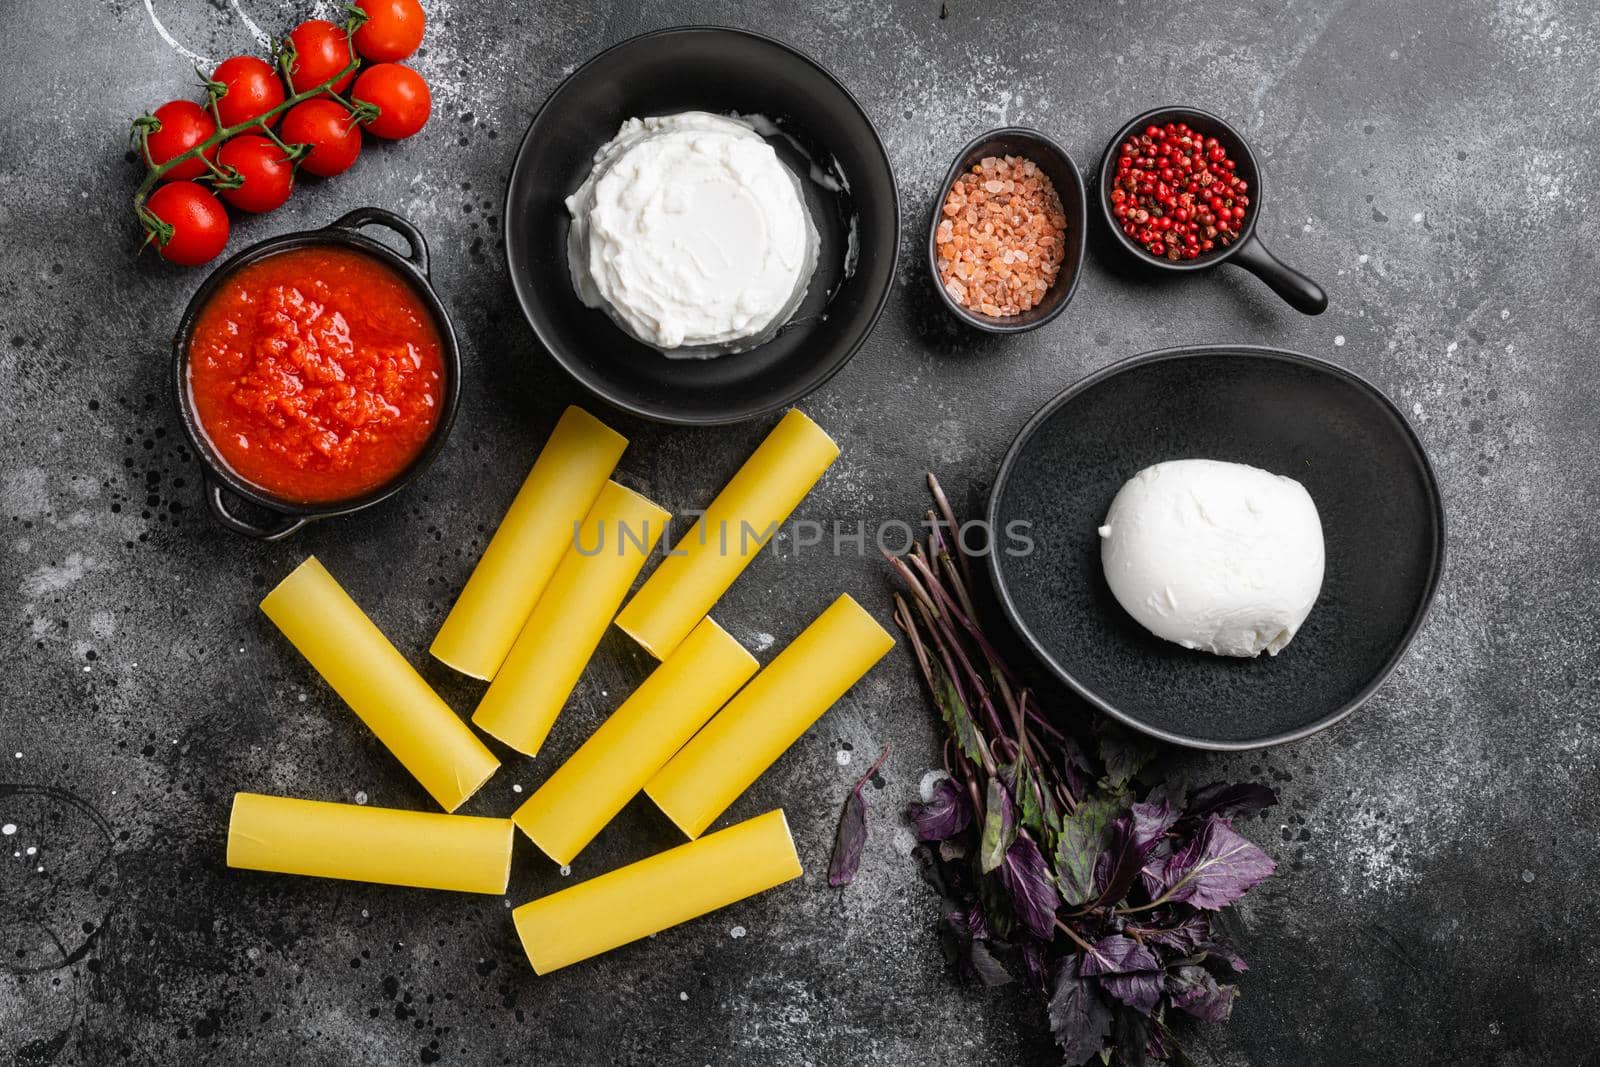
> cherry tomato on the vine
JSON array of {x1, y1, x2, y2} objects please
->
[
  {"x1": 280, "y1": 98, "x2": 363, "y2": 177},
  {"x1": 352, "y1": 0, "x2": 425, "y2": 63},
  {"x1": 352, "y1": 64, "x2": 431, "y2": 140},
  {"x1": 144, "y1": 181, "x2": 230, "y2": 266},
  {"x1": 211, "y1": 56, "x2": 286, "y2": 128},
  {"x1": 284, "y1": 20, "x2": 356, "y2": 95},
  {"x1": 141, "y1": 100, "x2": 218, "y2": 181},
  {"x1": 216, "y1": 135, "x2": 295, "y2": 213}
]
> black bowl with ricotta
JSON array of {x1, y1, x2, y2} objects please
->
[{"x1": 505, "y1": 27, "x2": 900, "y2": 425}]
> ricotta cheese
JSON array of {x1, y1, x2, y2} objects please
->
[{"x1": 565, "y1": 112, "x2": 820, "y2": 355}]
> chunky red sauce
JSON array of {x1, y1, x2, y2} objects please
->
[{"x1": 187, "y1": 245, "x2": 444, "y2": 504}]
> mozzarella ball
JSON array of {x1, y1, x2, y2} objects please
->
[{"x1": 1097, "y1": 459, "x2": 1325, "y2": 658}]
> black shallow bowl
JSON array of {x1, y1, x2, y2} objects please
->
[
  {"x1": 173, "y1": 208, "x2": 460, "y2": 541},
  {"x1": 927, "y1": 127, "x2": 1087, "y2": 333},
  {"x1": 987, "y1": 346, "x2": 1445, "y2": 750},
  {"x1": 1098, "y1": 106, "x2": 1327, "y2": 316},
  {"x1": 504, "y1": 26, "x2": 899, "y2": 425}
]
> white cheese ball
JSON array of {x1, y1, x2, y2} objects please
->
[
  {"x1": 1097, "y1": 459, "x2": 1325, "y2": 658},
  {"x1": 565, "y1": 112, "x2": 819, "y2": 355}
]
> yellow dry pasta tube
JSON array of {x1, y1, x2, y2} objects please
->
[
  {"x1": 260, "y1": 557, "x2": 500, "y2": 812},
  {"x1": 431, "y1": 406, "x2": 627, "y2": 680},
  {"x1": 227, "y1": 793, "x2": 513, "y2": 894},
  {"x1": 645, "y1": 594, "x2": 894, "y2": 839},
  {"x1": 616, "y1": 409, "x2": 838, "y2": 659},
  {"x1": 512, "y1": 617, "x2": 758, "y2": 865},
  {"x1": 472, "y1": 480, "x2": 670, "y2": 756},
  {"x1": 512, "y1": 809, "x2": 801, "y2": 974}
]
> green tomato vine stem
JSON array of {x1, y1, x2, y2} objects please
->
[{"x1": 132, "y1": 9, "x2": 369, "y2": 235}]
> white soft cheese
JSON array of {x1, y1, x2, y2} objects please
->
[
  {"x1": 1097, "y1": 459, "x2": 1325, "y2": 658},
  {"x1": 565, "y1": 112, "x2": 819, "y2": 355}
]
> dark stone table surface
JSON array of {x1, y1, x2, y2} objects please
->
[{"x1": 4, "y1": 0, "x2": 1597, "y2": 1063}]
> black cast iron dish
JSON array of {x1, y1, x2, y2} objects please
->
[
  {"x1": 504, "y1": 26, "x2": 900, "y2": 425},
  {"x1": 987, "y1": 345, "x2": 1444, "y2": 749},
  {"x1": 172, "y1": 207, "x2": 461, "y2": 542},
  {"x1": 1098, "y1": 107, "x2": 1329, "y2": 316},
  {"x1": 926, "y1": 127, "x2": 1088, "y2": 333}
]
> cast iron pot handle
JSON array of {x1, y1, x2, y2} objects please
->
[
  {"x1": 329, "y1": 207, "x2": 430, "y2": 277},
  {"x1": 1229, "y1": 234, "x2": 1328, "y2": 315},
  {"x1": 207, "y1": 477, "x2": 311, "y2": 542}
]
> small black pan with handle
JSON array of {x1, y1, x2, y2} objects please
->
[{"x1": 1097, "y1": 106, "x2": 1328, "y2": 315}]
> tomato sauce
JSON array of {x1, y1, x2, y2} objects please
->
[{"x1": 187, "y1": 245, "x2": 444, "y2": 504}]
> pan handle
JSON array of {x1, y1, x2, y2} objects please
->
[
  {"x1": 207, "y1": 478, "x2": 312, "y2": 542},
  {"x1": 328, "y1": 207, "x2": 431, "y2": 277},
  {"x1": 1229, "y1": 234, "x2": 1328, "y2": 315}
]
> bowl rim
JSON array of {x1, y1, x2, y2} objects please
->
[
  {"x1": 1096, "y1": 105, "x2": 1262, "y2": 273},
  {"x1": 984, "y1": 343, "x2": 1448, "y2": 751},
  {"x1": 502, "y1": 24, "x2": 901, "y2": 426},
  {"x1": 171, "y1": 210, "x2": 461, "y2": 526},
  {"x1": 926, "y1": 125, "x2": 1088, "y2": 333}
]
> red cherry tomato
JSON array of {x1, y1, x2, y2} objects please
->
[
  {"x1": 142, "y1": 100, "x2": 218, "y2": 181},
  {"x1": 280, "y1": 98, "x2": 362, "y2": 177},
  {"x1": 216, "y1": 135, "x2": 294, "y2": 213},
  {"x1": 144, "y1": 181, "x2": 230, "y2": 266},
  {"x1": 211, "y1": 56, "x2": 286, "y2": 128},
  {"x1": 284, "y1": 19, "x2": 356, "y2": 95},
  {"x1": 352, "y1": 0, "x2": 425, "y2": 62},
  {"x1": 352, "y1": 64, "x2": 431, "y2": 140}
]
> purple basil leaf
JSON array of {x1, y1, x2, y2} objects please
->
[
  {"x1": 1099, "y1": 971, "x2": 1164, "y2": 1014},
  {"x1": 1059, "y1": 733, "x2": 1095, "y2": 800},
  {"x1": 998, "y1": 834, "x2": 1061, "y2": 939},
  {"x1": 1152, "y1": 1024, "x2": 1198, "y2": 1067},
  {"x1": 1145, "y1": 1020, "x2": 1170, "y2": 1064},
  {"x1": 1093, "y1": 811, "x2": 1159, "y2": 907},
  {"x1": 1097, "y1": 728, "x2": 1155, "y2": 792},
  {"x1": 928, "y1": 658, "x2": 984, "y2": 764},
  {"x1": 938, "y1": 907, "x2": 1015, "y2": 988},
  {"x1": 1047, "y1": 965, "x2": 1112, "y2": 1065},
  {"x1": 1142, "y1": 780, "x2": 1187, "y2": 812},
  {"x1": 827, "y1": 788, "x2": 868, "y2": 887},
  {"x1": 827, "y1": 744, "x2": 890, "y2": 887},
  {"x1": 935, "y1": 910, "x2": 967, "y2": 971},
  {"x1": 966, "y1": 937, "x2": 1015, "y2": 987},
  {"x1": 1021, "y1": 940, "x2": 1050, "y2": 989},
  {"x1": 1159, "y1": 815, "x2": 1276, "y2": 910},
  {"x1": 1141, "y1": 913, "x2": 1212, "y2": 956},
  {"x1": 913, "y1": 842, "x2": 959, "y2": 902},
  {"x1": 1035, "y1": 770, "x2": 1063, "y2": 844},
  {"x1": 1055, "y1": 795, "x2": 1120, "y2": 906},
  {"x1": 1003, "y1": 760, "x2": 1047, "y2": 841},
  {"x1": 1110, "y1": 1005, "x2": 1152, "y2": 1067},
  {"x1": 1059, "y1": 731, "x2": 1094, "y2": 776},
  {"x1": 936, "y1": 904, "x2": 984, "y2": 971},
  {"x1": 1078, "y1": 934, "x2": 1161, "y2": 978},
  {"x1": 1202, "y1": 936, "x2": 1250, "y2": 973},
  {"x1": 978, "y1": 868, "x2": 1017, "y2": 942},
  {"x1": 1130, "y1": 798, "x2": 1179, "y2": 851},
  {"x1": 1083, "y1": 935, "x2": 1164, "y2": 1016},
  {"x1": 1138, "y1": 837, "x2": 1174, "y2": 900},
  {"x1": 953, "y1": 903, "x2": 988, "y2": 942},
  {"x1": 1185, "y1": 782, "x2": 1278, "y2": 820},
  {"x1": 1167, "y1": 964, "x2": 1238, "y2": 1022},
  {"x1": 909, "y1": 776, "x2": 972, "y2": 842},
  {"x1": 978, "y1": 774, "x2": 1016, "y2": 874}
]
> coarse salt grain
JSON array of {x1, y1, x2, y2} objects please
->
[{"x1": 936, "y1": 155, "x2": 1067, "y2": 318}]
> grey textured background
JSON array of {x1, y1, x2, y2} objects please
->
[{"x1": 3, "y1": 0, "x2": 1598, "y2": 1063}]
